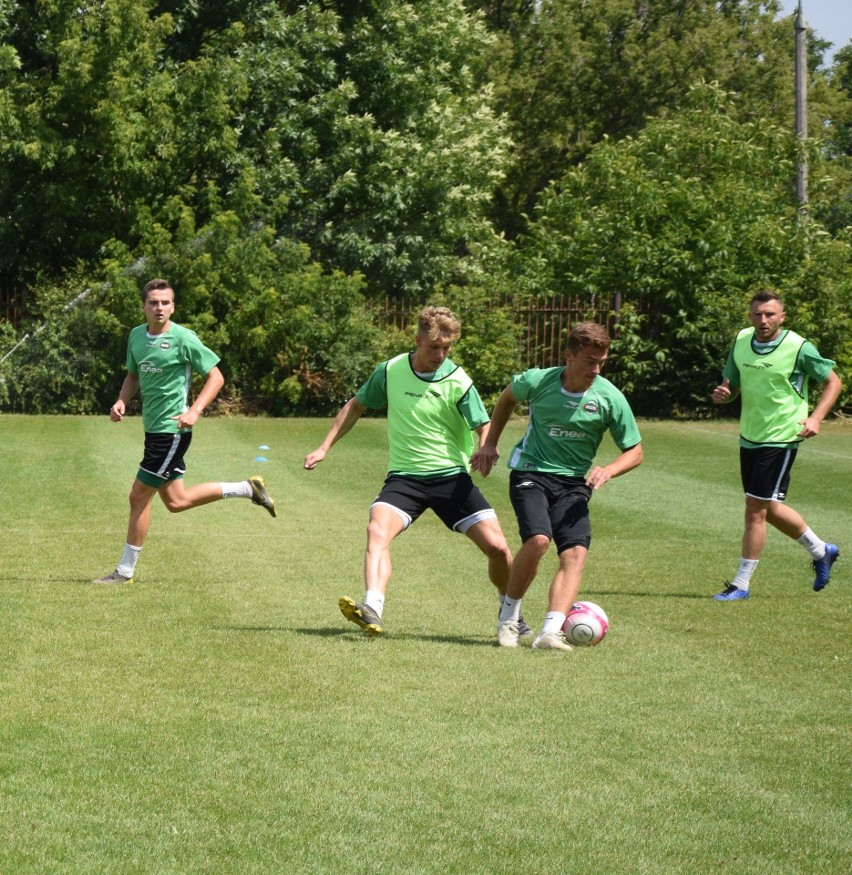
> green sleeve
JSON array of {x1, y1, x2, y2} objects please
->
[
  {"x1": 458, "y1": 384, "x2": 489, "y2": 430},
  {"x1": 355, "y1": 361, "x2": 389, "y2": 409},
  {"x1": 721, "y1": 346, "x2": 739, "y2": 389},
  {"x1": 798, "y1": 342, "x2": 836, "y2": 382}
]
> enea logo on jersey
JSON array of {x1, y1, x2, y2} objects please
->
[
  {"x1": 139, "y1": 360, "x2": 164, "y2": 374},
  {"x1": 547, "y1": 426, "x2": 587, "y2": 439}
]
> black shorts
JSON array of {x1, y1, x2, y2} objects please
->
[
  {"x1": 740, "y1": 445, "x2": 797, "y2": 502},
  {"x1": 509, "y1": 470, "x2": 593, "y2": 553},
  {"x1": 138, "y1": 431, "x2": 192, "y2": 487},
  {"x1": 372, "y1": 473, "x2": 497, "y2": 533}
]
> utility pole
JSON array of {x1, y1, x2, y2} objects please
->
[{"x1": 794, "y1": 1, "x2": 808, "y2": 210}]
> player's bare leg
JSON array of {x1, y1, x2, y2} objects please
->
[
  {"x1": 158, "y1": 478, "x2": 223, "y2": 513},
  {"x1": 465, "y1": 517, "x2": 512, "y2": 596},
  {"x1": 339, "y1": 504, "x2": 406, "y2": 636},
  {"x1": 532, "y1": 545, "x2": 587, "y2": 652}
]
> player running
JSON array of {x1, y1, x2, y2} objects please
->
[
  {"x1": 710, "y1": 289, "x2": 841, "y2": 600},
  {"x1": 92, "y1": 278, "x2": 275, "y2": 584}
]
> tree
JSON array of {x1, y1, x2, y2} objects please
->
[
  {"x1": 234, "y1": 1, "x2": 508, "y2": 296},
  {"x1": 469, "y1": 0, "x2": 802, "y2": 238},
  {"x1": 813, "y1": 43, "x2": 852, "y2": 234},
  {"x1": 522, "y1": 82, "x2": 852, "y2": 415},
  {"x1": 0, "y1": 1, "x2": 508, "y2": 298}
]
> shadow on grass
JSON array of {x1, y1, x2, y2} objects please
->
[
  {"x1": 218, "y1": 624, "x2": 496, "y2": 647},
  {"x1": 588, "y1": 589, "x2": 711, "y2": 599}
]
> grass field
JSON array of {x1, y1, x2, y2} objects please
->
[{"x1": 0, "y1": 414, "x2": 849, "y2": 874}]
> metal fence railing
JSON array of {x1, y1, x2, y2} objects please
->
[{"x1": 370, "y1": 294, "x2": 624, "y2": 370}]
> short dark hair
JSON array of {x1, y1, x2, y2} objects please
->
[
  {"x1": 750, "y1": 288, "x2": 783, "y2": 308},
  {"x1": 141, "y1": 278, "x2": 173, "y2": 302},
  {"x1": 566, "y1": 321, "x2": 610, "y2": 354}
]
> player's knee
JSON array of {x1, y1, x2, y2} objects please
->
[
  {"x1": 483, "y1": 538, "x2": 512, "y2": 563},
  {"x1": 161, "y1": 494, "x2": 189, "y2": 513},
  {"x1": 366, "y1": 517, "x2": 393, "y2": 546},
  {"x1": 525, "y1": 534, "x2": 551, "y2": 557}
]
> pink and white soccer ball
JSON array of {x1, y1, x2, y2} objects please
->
[{"x1": 562, "y1": 601, "x2": 609, "y2": 646}]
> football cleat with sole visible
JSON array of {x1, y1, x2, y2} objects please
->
[
  {"x1": 249, "y1": 476, "x2": 277, "y2": 518},
  {"x1": 532, "y1": 631, "x2": 574, "y2": 651},
  {"x1": 338, "y1": 596, "x2": 383, "y2": 637},
  {"x1": 91, "y1": 570, "x2": 133, "y2": 585},
  {"x1": 812, "y1": 543, "x2": 839, "y2": 592},
  {"x1": 713, "y1": 584, "x2": 750, "y2": 601}
]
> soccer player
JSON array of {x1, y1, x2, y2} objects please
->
[
  {"x1": 303, "y1": 305, "x2": 523, "y2": 638},
  {"x1": 471, "y1": 321, "x2": 643, "y2": 651},
  {"x1": 710, "y1": 289, "x2": 842, "y2": 600},
  {"x1": 92, "y1": 278, "x2": 276, "y2": 584}
]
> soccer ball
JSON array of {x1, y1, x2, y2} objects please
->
[{"x1": 562, "y1": 601, "x2": 609, "y2": 646}]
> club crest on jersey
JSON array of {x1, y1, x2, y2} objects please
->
[
  {"x1": 583, "y1": 401, "x2": 599, "y2": 413},
  {"x1": 159, "y1": 340, "x2": 171, "y2": 350}
]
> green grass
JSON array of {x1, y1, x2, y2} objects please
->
[{"x1": 0, "y1": 414, "x2": 849, "y2": 874}]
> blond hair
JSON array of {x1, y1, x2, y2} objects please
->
[{"x1": 417, "y1": 306, "x2": 461, "y2": 342}]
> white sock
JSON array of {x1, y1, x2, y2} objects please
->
[
  {"x1": 732, "y1": 558, "x2": 758, "y2": 591},
  {"x1": 540, "y1": 612, "x2": 567, "y2": 637},
  {"x1": 499, "y1": 596, "x2": 522, "y2": 624},
  {"x1": 220, "y1": 481, "x2": 252, "y2": 499},
  {"x1": 796, "y1": 528, "x2": 826, "y2": 560},
  {"x1": 364, "y1": 590, "x2": 385, "y2": 618},
  {"x1": 116, "y1": 543, "x2": 142, "y2": 577}
]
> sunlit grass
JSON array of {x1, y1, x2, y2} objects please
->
[{"x1": 0, "y1": 415, "x2": 849, "y2": 874}]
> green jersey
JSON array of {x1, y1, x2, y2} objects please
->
[
  {"x1": 723, "y1": 328, "x2": 836, "y2": 448},
  {"x1": 126, "y1": 322, "x2": 220, "y2": 434},
  {"x1": 507, "y1": 367, "x2": 641, "y2": 477},
  {"x1": 356, "y1": 352, "x2": 489, "y2": 477}
]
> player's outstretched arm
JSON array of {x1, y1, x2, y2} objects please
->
[
  {"x1": 304, "y1": 397, "x2": 367, "y2": 470},
  {"x1": 470, "y1": 385, "x2": 516, "y2": 477}
]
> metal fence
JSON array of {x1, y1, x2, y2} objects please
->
[{"x1": 371, "y1": 293, "x2": 623, "y2": 370}]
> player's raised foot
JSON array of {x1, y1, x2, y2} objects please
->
[
  {"x1": 91, "y1": 570, "x2": 133, "y2": 585},
  {"x1": 249, "y1": 476, "x2": 276, "y2": 518},
  {"x1": 516, "y1": 615, "x2": 535, "y2": 643},
  {"x1": 532, "y1": 631, "x2": 574, "y2": 652},
  {"x1": 497, "y1": 620, "x2": 521, "y2": 648},
  {"x1": 812, "y1": 543, "x2": 839, "y2": 592},
  {"x1": 338, "y1": 596, "x2": 383, "y2": 637},
  {"x1": 713, "y1": 584, "x2": 750, "y2": 601}
]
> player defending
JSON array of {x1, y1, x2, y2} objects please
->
[
  {"x1": 303, "y1": 305, "x2": 520, "y2": 638},
  {"x1": 711, "y1": 289, "x2": 841, "y2": 600},
  {"x1": 472, "y1": 321, "x2": 643, "y2": 651},
  {"x1": 92, "y1": 278, "x2": 275, "y2": 584}
]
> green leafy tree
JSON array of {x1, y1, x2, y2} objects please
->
[
  {"x1": 522, "y1": 82, "x2": 852, "y2": 415},
  {"x1": 813, "y1": 43, "x2": 852, "y2": 234},
  {"x1": 234, "y1": 0, "x2": 508, "y2": 296},
  {"x1": 0, "y1": 1, "x2": 507, "y2": 299},
  {"x1": 470, "y1": 0, "x2": 803, "y2": 238}
]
